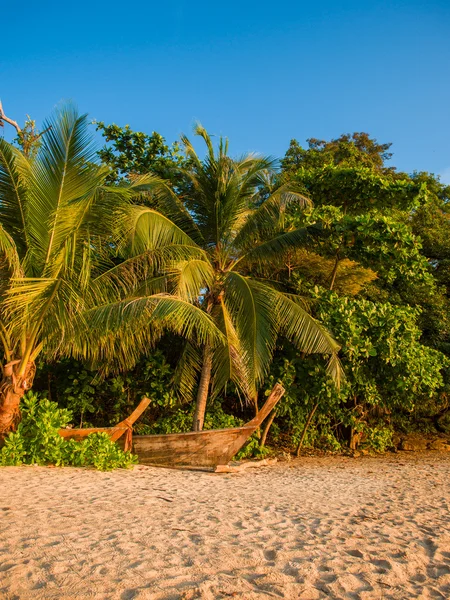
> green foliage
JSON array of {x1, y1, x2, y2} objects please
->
[
  {"x1": 0, "y1": 393, "x2": 137, "y2": 470},
  {"x1": 281, "y1": 133, "x2": 394, "y2": 173},
  {"x1": 63, "y1": 368, "x2": 97, "y2": 427},
  {"x1": 15, "y1": 117, "x2": 43, "y2": 159},
  {"x1": 43, "y1": 350, "x2": 178, "y2": 428},
  {"x1": 0, "y1": 105, "x2": 222, "y2": 438},
  {"x1": 292, "y1": 165, "x2": 420, "y2": 214},
  {"x1": 262, "y1": 350, "x2": 345, "y2": 451},
  {"x1": 236, "y1": 434, "x2": 271, "y2": 459},
  {"x1": 361, "y1": 426, "x2": 394, "y2": 453},
  {"x1": 292, "y1": 203, "x2": 433, "y2": 295},
  {"x1": 316, "y1": 291, "x2": 448, "y2": 410},
  {"x1": 132, "y1": 122, "x2": 343, "y2": 418},
  {"x1": 95, "y1": 121, "x2": 187, "y2": 184},
  {"x1": 3, "y1": 116, "x2": 449, "y2": 455},
  {"x1": 260, "y1": 289, "x2": 448, "y2": 452}
]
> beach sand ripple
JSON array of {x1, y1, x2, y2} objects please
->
[{"x1": 1, "y1": 453, "x2": 449, "y2": 599}]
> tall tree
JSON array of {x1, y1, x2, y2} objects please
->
[
  {"x1": 280, "y1": 133, "x2": 395, "y2": 174},
  {"x1": 146, "y1": 125, "x2": 342, "y2": 431},
  {"x1": 0, "y1": 107, "x2": 220, "y2": 438}
]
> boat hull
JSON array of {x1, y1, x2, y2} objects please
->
[
  {"x1": 132, "y1": 425, "x2": 255, "y2": 468},
  {"x1": 129, "y1": 383, "x2": 285, "y2": 469}
]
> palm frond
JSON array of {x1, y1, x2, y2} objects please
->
[
  {"x1": 274, "y1": 291, "x2": 343, "y2": 386},
  {"x1": 133, "y1": 175, "x2": 205, "y2": 244},
  {"x1": 79, "y1": 293, "x2": 223, "y2": 368},
  {"x1": 210, "y1": 297, "x2": 254, "y2": 400},
  {"x1": 149, "y1": 295, "x2": 224, "y2": 347},
  {"x1": 116, "y1": 205, "x2": 200, "y2": 256},
  {"x1": 233, "y1": 228, "x2": 309, "y2": 269},
  {"x1": 234, "y1": 182, "x2": 311, "y2": 249},
  {"x1": 0, "y1": 223, "x2": 21, "y2": 279},
  {"x1": 0, "y1": 139, "x2": 30, "y2": 257},
  {"x1": 27, "y1": 105, "x2": 103, "y2": 272},
  {"x1": 173, "y1": 341, "x2": 203, "y2": 401},
  {"x1": 170, "y1": 259, "x2": 214, "y2": 302},
  {"x1": 223, "y1": 272, "x2": 278, "y2": 388},
  {"x1": 92, "y1": 245, "x2": 206, "y2": 307}
]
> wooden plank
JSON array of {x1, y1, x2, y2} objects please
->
[
  {"x1": 59, "y1": 427, "x2": 128, "y2": 441},
  {"x1": 58, "y1": 397, "x2": 151, "y2": 445}
]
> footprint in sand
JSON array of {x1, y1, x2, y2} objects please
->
[
  {"x1": 264, "y1": 549, "x2": 277, "y2": 562},
  {"x1": 120, "y1": 590, "x2": 138, "y2": 600},
  {"x1": 371, "y1": 558, "x2": 392, "y2": 572},
  {"x1": 345, "y1": 549, "x2": 364, "y2": 558},
  {"x1": 421, "y1": 537, "x2": 438, "y2": 558}
]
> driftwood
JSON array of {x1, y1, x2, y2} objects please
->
[
  {"x1": 59, "y1": 397, "x2": 151, "y2": 451},
  {"x1": 130, "y1": 383, "x2": 285, "y2": 470},
  {"x1": 214, "y1": 458, "x2": 278, "y2": 473}
]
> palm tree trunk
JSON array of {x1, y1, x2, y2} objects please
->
[
  {"x1": 192, "y1": 346, "x2": 212, "y2": 431},
  {"x1": 0, "y1": 360, "x2": 36, "y2": 441},
  {"x1": 0, "y1": 388, "x2": 23, "y2": 441}
]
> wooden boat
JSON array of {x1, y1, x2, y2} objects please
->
[
  {"x1": 59, "y1": 397, "x2": 151, "y2": 452},
  {"x1": 130, "y1": 383, "x2": 285, "y2": 470}
]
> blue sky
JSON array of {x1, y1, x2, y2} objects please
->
[{"x1": 2, "y1": 0, "x2": 450, "y2": 179}]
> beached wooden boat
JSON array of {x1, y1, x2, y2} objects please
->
[
  {"x1": 59, "y1": 397, "x2": 151, "y2": 452},
  {"x1": 131, "y1": 383, "x2": 285, "y2": 470}
]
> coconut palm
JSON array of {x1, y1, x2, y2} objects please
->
[
  {"x1": 147, "y1": 126, "x2": 343, "y2": 431},
  {"x1": 0, "y1": 107, "x2": 221, "y2": 437}
]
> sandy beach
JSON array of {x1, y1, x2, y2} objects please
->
[{"x1": 1, "y1": 453, "x2": 449, "y2": 600}]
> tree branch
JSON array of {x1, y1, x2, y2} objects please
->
[{"x1": 0, "y1": 101, "x2": 22, "y2": 133}]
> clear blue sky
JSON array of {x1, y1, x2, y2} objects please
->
[{"x1": 2, "y1": 0, "x2": 450, "y2": 179}]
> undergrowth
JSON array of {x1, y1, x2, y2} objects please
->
[{"x1": 0, "y1": 393, "x2": 137, "y2": 471}]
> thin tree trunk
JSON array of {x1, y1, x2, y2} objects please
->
[
  {"x1": 349, "y1": 395, "x2": 359, "y2": 450},
  {"x1": 296, "y1": 403, "x2": 318, "y2": 456},
  {"x1": 0, "y1": 360, "x2": 36, "y2": 441},
  {"x1": 329, "y1": 254, "x2": 340, "y2": 291},
  {"x1": 260, "y1": 410, "x2": 276, "y2": 447},
  {"x1": 192, "y1": 346, "x2": 212, "y2": 431}
]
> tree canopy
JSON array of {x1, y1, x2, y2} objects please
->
[{"x1": 1, "y1": 110, "x2": 448, "y2": 453}]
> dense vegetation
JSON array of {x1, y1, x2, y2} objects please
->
[
  {"x1": 1, "y1": 107, "x2": 449, "y2": 460},
  {"x1": 0, "y1": 392, "x2": 137, "y2": 470}
]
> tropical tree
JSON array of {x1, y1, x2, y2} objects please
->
[
  {"x1": 0, "y1": 107, "x2": 221, "y2": 438},
  {"x1": 145, "y1": 126, "x2": 343, "y2": 431},
  {"x1": 94, "y1": 120, "x2": 187, "y2": 185}
]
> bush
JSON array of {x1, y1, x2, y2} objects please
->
[
  {"x1": 35, "y1": 350, "x2": 178, "y2": 429},
  {"x1": 0, "y1": 393, "x2": 137, "y2": 471},
  {"x1": 361, "y1": 425, "x2": 394, "y2": 453}
]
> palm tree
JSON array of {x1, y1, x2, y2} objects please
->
[
  {"x1": 0, "y1": 107, "x2": 221, "y2": 438},
  {"x1": 148, "y1": 126, "x2": 343, "y2": 431}
]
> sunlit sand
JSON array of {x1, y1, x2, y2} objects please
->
[{"x1": 1, "y1": 453, "x2": 449, "y2": 599}]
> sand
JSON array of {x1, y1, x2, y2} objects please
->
[{"x1": 0, "y1": 453, "x2": 449, "y2": 600}]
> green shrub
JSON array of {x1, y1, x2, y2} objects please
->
[
  {"x1": 35, "y1": 350, "x2": 178, "y2": 429},
  {"x1": 236, "y1": 433, "x2": 271, "y2": 460},
  {"x1": 361, "y1": 425, "x2": 394, "y2": 453},
  {"x1": 0, "y1": 393, "x2": 137, "y2": 471}
]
